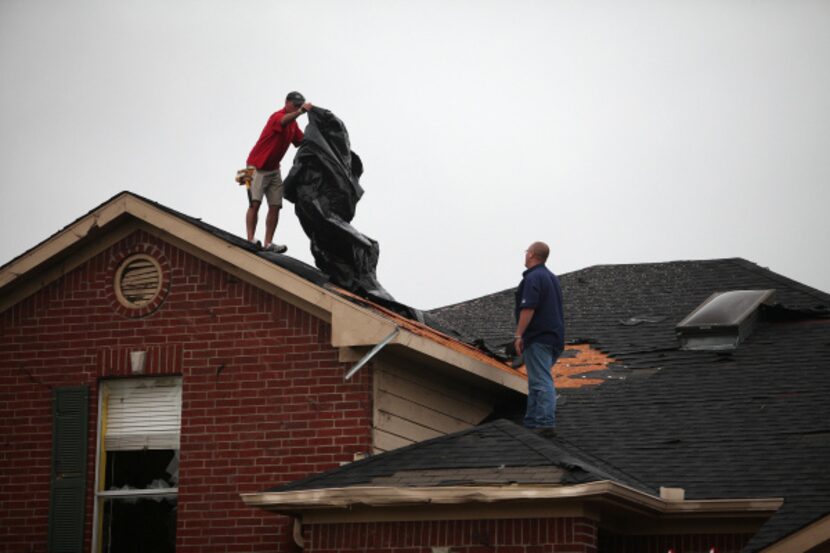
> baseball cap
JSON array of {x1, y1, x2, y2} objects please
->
[{"x1": 286, "y1": 91, "x2": 305, "y2": 105}]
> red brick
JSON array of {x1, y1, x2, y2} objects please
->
[{"x1": 0, "y1": 231, "x2": 371, "y2": 553}]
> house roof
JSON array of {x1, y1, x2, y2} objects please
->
[
  {"x1": 430, "y1": 258, "x2": 830, "y2": 359},
  {"x1": 0, "y1": 191, "x2": 527, "y2": 393},
  {"x1": 266, "y1": 419, "x2": 651, "y2": 493},
  {"x1": 428, "y1": 259, "x2": 830, "y2": 552},
  {"x1": 242, "y1": 418, "x2": 783, "y2": 527}
]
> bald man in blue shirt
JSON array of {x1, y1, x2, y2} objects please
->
[{"x1": 514, "y1": 241, "x2": 565, "y2": 430}]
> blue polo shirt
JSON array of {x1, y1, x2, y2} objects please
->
[{"x1": 515, "y1": 264, "x2": 565, "y2": 351}]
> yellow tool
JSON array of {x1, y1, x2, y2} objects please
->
[{"x1": 235, "y1": 166, "x2": 254, "y2": 189}]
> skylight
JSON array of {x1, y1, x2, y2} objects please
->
[{"x1": 676, "y1": 290, "x2": 776, "y2": 351}]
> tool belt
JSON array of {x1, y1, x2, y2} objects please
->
[{"x1": 235, "y1": 167, "x2": 254, "y2": 188}]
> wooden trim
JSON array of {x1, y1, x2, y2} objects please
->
[
  {"x1": 137, "y1": 223, "x2": 331, "y2": 322},
  {"x1": 760, "y1": 512, "x2": 830, "y2": 553},
  {"x1": 0, "y1": 193, "x2": 132, "y2": 290},
  {"x1": 393, "y1": 330, "x2": 527, "y2": 394},
  {"x1": 0, "y1": 192, "x2": 527, "y2": 394},
  {"x1": 241, "y1": 481, "x2": 783, "y2": 522},
  {"x1": 0, "y1": 221, "x2": 140, "y2": 313}
]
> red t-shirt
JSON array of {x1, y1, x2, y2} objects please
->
[{"x1": 246, "y1": 109, "x2": 305, "y2": 171}]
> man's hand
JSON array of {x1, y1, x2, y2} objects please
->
[
  {"x1": 301, "y1": 102, "x2": 313, "y2": 113},
  {"x1": 514, "y1": 307, "x2": 534, "y2": 358},
  {"x1": 514, "y1": 336, "x2": 524, "y2": 356}
]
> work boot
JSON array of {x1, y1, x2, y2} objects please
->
[
  {"x1": 263, "y1": 243, "x2": 287, "y2": 254},
  {"x1": 532, "y1": 427, "x2": 557, "y2": 439}
]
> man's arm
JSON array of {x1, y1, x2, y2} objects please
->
[
  {"x1": 280, "y1": 102, "x2": 314, "y2": 127},
  {"x1": 514, "y1": 308, "x2": 535, "y2": 356}
]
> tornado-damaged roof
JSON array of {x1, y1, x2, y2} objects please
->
[
  {"x1": 0, "y1": 191, "x2": 524, "y2": 388},
  {"x1": 430, "y1": 259, "x2": 830, "y2": 552},
  {"x1": 265, "y1": 419, "x2": 651, "y2": 493}
]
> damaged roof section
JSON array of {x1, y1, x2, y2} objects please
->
[
  {"x1": 259, "y1": 419, "x2": 652, "y2": 495},
  {"x1": 430, "y1": 258, "x2": 830, "y2": 374},
  {"x1": 0, "y1": 191, "x2": 530, "y2": 393},
  {"x1": 428, "y1": 259, "x2": 830, "y2": 552},
  {"x1": 242, "y1": 419, "x2": 782, "y2": 530}
]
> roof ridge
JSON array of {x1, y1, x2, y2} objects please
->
[
  {"x1": 727, "y1": 258, "x2": 830, "y2": 304},
  {"x1": 429, "y1": 286, "x2": 516, "y2": 312},
  {"x1": 567, "y1": 257, "x2": 744, "y2": 270}
]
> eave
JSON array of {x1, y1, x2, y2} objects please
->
[
  {"x1": 241, "y1": 481, "x2": 782, "y2": 526},
  {"x1": 0, "y1": 192, "x2": 527, "y2": 394}
]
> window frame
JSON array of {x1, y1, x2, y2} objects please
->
[{"x1": 91, "y1": 377, "x2": 181, "y2": 553}]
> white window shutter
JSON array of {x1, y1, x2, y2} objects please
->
[{"x1": 104, "y1": 378, "x2": 181, "y2": 451}]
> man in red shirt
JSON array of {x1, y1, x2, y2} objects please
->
[{"x1": 245, "y1": 91, "x2": 312, "y2": 253}]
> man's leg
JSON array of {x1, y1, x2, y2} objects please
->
[
  {"x1": 523, "y1": 342, "x2": 556, "y2": 428},
  {"x1": 247, "y1": 169, "x2": 267, "y2": 243},
  {"x1": 262, "y1": 169, "x2": 286, "y2": 252},
  {"x1": 246, "y1": 201, "x2": 261, "y2": 242},
  {"x1": 263, "y1": 205, "x2": 280, "y2": 247}
]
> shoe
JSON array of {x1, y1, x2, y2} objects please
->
[
  {"x1": 263, "y1": 243, "x2": 287, "y2": 254},
  {"x1": 248, "y1": 240, "x2": 262, "y2": 249},
  {"x1": 531, "y1": 427, "x2": 557, "y2": 439}
]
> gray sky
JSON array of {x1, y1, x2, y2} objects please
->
[{"x1": 2, "y1": 0, "x2": 828, "y2": 309}]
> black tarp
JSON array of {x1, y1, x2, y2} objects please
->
[{"x1": 283, "y1": 107, "x2": 395, "y2": 304}]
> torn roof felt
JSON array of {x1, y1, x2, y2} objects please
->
[{"x1": 429, "y1": 259, "x2": 830, "y2": 552}]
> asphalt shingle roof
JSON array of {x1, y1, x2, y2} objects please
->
[
  {"x1": 427, "y1": 259, "x2": 830, "y2": 552},
  {"x1": 269, "y1": 419, "x2": 651, "y2": 493}
]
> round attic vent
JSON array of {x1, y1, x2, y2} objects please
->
[{"x1": 114, "y1": 254, "x2": 163, "y2": 308}]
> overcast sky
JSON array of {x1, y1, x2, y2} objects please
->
[{"x1": 1, "y1": 0, "x2": 828, "y2": 309}]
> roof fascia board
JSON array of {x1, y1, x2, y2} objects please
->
[
  {"x1": 240, "y1": 481, "x2": 782, "y2": 520},
  {"x1": 117, "y1": 196, "x2": 518, "y2": 385},
  {"x1": 0, "y1": 192, "x2": 132, "y2": 290},
  {"x1": 331, "y1": 302, "x2": 526, "y2": 393},
  {"x1": 392, "y1": 331, "x2": 528, "y2": 394},
  {"x1": 760, "y1": 512, "x2": 830, "y2": 553},
  {"x1": 138, "y1": 222, "x2": 330, "y2": 322},
  {"x1": 0, "y1": 219, "x2": 139, "y2": 314},
  {"x1": 0, "y1": 192, "x2": 526, "y2": 393},
  {"x1": 120, "y1": 195, "x2": 340, "y2": 317},
  {"x1": 330, "y1": 300, "x2": 398, "y2": 346}
]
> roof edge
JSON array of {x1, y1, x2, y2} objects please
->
[
  {"x1": 240, "y1": 481, "x2": 783, "y2": 518},
  {"x1": 759, "y1": 511, "x2": 830, "y2": 553},
  {"x1": 0, "y1": 191, "x2": 527, "y2": 394},
  {"x1": 0, "y1": 191, "x2": 132, "y2": 290}
]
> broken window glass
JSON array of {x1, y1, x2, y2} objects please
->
[
  {"x1": 95, "y1": 378, "x2": 181, "y2": 553},
  {"x1": 101, "y1": 496, "x2": 176, "y2": 553}
]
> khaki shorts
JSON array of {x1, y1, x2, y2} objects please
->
[{"x1": 248, "y1": 168, "x2": 283, "y2": 207}]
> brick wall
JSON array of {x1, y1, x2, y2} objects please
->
[
  {"x1": 0, "y1": 230, "x2": 373, "y2": 552},
  {"x1": 597, "y1": 529, "x2": 754, "y2": 553},
  {"x1": 302, "y1": 517, "x2": 598, "y2": 552}
]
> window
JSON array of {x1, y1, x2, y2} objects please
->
[
  {"x1": 676, "y1": 290, "x2": 776, "y2": 350},
  {"x1": 93, "y1": 378, "x2": 181, "y2": 553}
]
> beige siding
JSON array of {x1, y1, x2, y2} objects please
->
[{"x1": 372, "y1": 361, "x2": 493, "y2": 453}]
